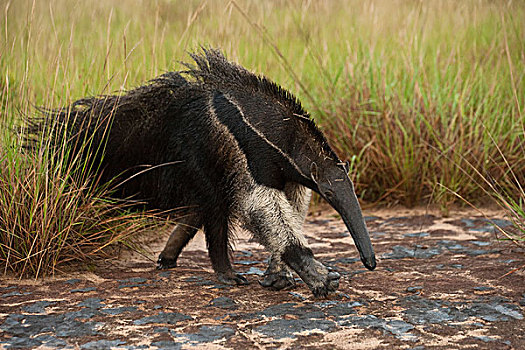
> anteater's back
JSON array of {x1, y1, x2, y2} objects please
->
[
  {"x1": 30, "y1": 48, "x2": 327, "y2": 214},
  {"x1": 30, "y1": 51, "x2": 261, "y2": 215}
]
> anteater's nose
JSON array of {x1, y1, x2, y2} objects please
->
[{"x1": 361, "y1": 254, "x2": 376, "y2": 271}]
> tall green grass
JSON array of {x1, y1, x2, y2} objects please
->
[
  {"x1": 3, "y1": 0, "x2": 523, "y2": 205},
  {"x1": 1, "y1": 0, "x2": 524, "y2": 274}
]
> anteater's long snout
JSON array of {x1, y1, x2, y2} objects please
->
[
  {"x1": 328, "y1": 187, "x2": 376, "y2": 271},
  {"x1": 342, "y1": 214, "x2": 376, "y2": 270}
]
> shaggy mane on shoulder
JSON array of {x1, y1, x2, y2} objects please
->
[
  {"x1": 184, "y1": 48, "x2": 340, "y2": 161},
  {"x1": 185, "y1": 49, "x2": 307, "y2": 118}
]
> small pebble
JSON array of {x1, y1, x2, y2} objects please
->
[
  {"x1": 288, "y1": 292, "x2": 307, "y2": 300},
  {"x1": 64, "y1": 279, "x2": 82, "y2": 285},
  {"x1": 70, "y1": 287, "x2": 96, "y2": 293},
  {"x1": 474, "y1": 286, "x2": 494, "y2": 291}
]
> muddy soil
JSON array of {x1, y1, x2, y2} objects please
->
[{"x1": 1, "y1": 208, "x2": 524, "y2": 349}]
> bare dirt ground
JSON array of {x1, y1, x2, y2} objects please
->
[{"x1": 1, "y1": 207, "x2": 524, "y2": 349}]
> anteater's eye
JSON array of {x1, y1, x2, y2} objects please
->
[{"x1": 324, "y1": 189, "x2": 334, "y2": 199}]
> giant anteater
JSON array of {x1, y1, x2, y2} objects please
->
[{"x1": 32, "y1": 49, "x2": 376, "y2": 297}]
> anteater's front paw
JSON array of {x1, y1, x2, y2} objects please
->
[
  {"x1": 259, "y1": 270, "x2": 296, "y2": 290},
  {"x1": 217, "y1": 271, "x2": 249, "y2": 285},
  {"x1": 156, "y1": 254, "x2": 178, "y2": 270},
  {"x1": 310, "y1": 270, "x2": 340, "y2": 298},
  {"x1": 298, "y1": 260, "x2": 340, "y2": 298}
]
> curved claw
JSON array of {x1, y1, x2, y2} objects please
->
[
  {"x1": 156, "y1": 255, "x2": 178, "y2": 270},
  {"x1": 311, "y1": 271, "x2": 340, "y2": 298},
  {"x1": 259, "y1": 270, "x2": 296, "y2": 290},
  {"x1": 217, "y1": 271, "x2": 250, "y2": 285},
  {"x1": 327, "y1": 270, "x2": 341, "y2": 293}
]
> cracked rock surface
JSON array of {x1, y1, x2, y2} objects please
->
[{"x1": 1, "y1": 207, "x2": 524, "y2": 349}]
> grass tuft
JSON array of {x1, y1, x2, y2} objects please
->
[{"x1": 0, "y1": 98, "x2": 161, "y2": 278}]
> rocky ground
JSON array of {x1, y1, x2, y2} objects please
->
[{"x1": 1, "y1": 207, "x2": 524, "y2": 349}]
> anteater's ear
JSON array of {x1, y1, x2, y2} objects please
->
[
  {"x1": 310, "y1": 162, "x2": 319, "y2": 184},
  {"x1": 345, "y1": 160, "x2": 350, "y2": 174}
]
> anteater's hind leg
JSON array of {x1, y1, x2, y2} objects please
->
[
  {"x1": 157, "y1": 214, "x2": 201, "y2": 269},
  {"x1": 244, "y1": 185, "x2": 339, "y2": 297},
  {"x1": 260, "y1": 183, "x2": 311, "y2": 290},
  {"x1": 204, "y1": 217, "x2": 249, "y2": 286}
]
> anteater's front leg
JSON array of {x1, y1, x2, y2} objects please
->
[
  {"x1": 244, "y1": 185, "x2": 340, "y2": 297},
  {"x1": 260, "y1": 183, "x2": 311, "y2": 290}
]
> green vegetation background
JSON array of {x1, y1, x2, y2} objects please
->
[{"x1": 1, "y1": 0, "x2": 524, "y2": 275}]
